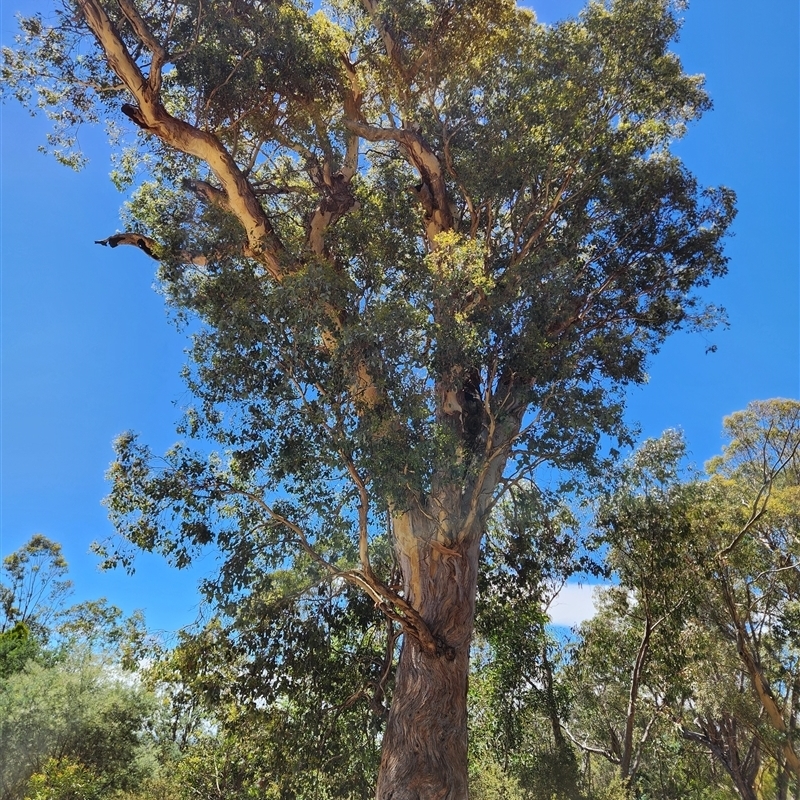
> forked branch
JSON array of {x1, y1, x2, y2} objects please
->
[
  {"x1": 228, "y1": 484, "x2": 443, "y2": 658},
  {"x1": 75, "y1": 0, "x2": 285, "y2": 278}
]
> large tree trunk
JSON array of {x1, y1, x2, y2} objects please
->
[{"x1": 376, "y1": 511, "x2": 482, "y2": 800}]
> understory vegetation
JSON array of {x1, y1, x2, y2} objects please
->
[{"x1": 3, "y1": 399, "x2": 798, "y2": 800}]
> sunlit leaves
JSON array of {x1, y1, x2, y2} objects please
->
[{"x1": 2, "y1": 4, "x2": 743, "y2": 788}]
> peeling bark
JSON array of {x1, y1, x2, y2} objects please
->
[
  {"x1": 376, "y1": 406, "x2": 520, "y2": 799},
  {"x1": 377, "y1": 517, "x2": 481, "y2": 800}
]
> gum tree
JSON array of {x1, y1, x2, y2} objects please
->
[
  {"x1": 2, "y1": 0, "x2": 734, "y2": 796},
  {"x1": 563, "y1": 403, "x2": 800, "y2": 799},
  {"x1": 699, "y1": 400, "x2": 800, "y2": 792}
]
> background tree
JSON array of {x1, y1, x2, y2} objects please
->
[
  {"x1": 470, "y1": 484, "x2": 595, "y2": 798},
  {"x1": 2, "y1": 0, "x2": 735, "y2": 794},
  {"x1": 688, "y1": 400, "x2": 800, "y2": 797},
  {"x1": 136, "y1": 585, "x2": 389, "y2": 799},
  {"x1": 562, "y1": 401, "x2": 800, "y2": 800},
  {"x1": 1, "y1": 534, "x2": 72, "y2": 642},
  {"x1": 0, "y1": 657, "x2": 157, "y2": 800},
  {"x1": 564, "y1": 433, "x2": 701, "y2": 788},
  {"x1": 0, "y1": 539, "x2": 159, "y2": 800},
  {"x1": 0, "y1": 622, "x2": 40, "y2": 680}
]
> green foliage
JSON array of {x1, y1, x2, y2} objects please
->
[
  {"x1": 1, "y1": 535, "x2": 72, "y2": 642},
  {"x1": 3, "y1": 0, "x2": 736, "y2": 551},
  {"x1": 465, "y1": 403, "x2": 799, "y2": 799},
  {"x1": 0, "y1": 652, "x2": 156, "y2": 800},
  {"x1": 0, "y1": 539, "x2": 159, "y2": 800},
  {"x1": 23, "y1": 758, "x2": 105, "y2": 800},
  {"x1": 3, "y1": 0, "x2": 741, "y2": 794},
  {"x1": 468, "y1": 757, "x2": 524, "y2": 800},
  {"x1": 1, "y1": 536, "x2": 148, "y2": 660},
  {"x1": 0, "y1": 623, "x2": 39, "y2": 679},
  {"x1": 471, "y1": 485, "x2": 594, "y2": 798},
  {"x1": 590, "y1": 774, "x2": 633, "y2": 800},
  {"x1": 560, "y1": 401, "x2": 800, "y2": 799},
  {"x1": 128, "y1": 567, "x2": 391, "y2": 798},
  {"x1": 167, "y1": 704, "x2": 377, "y2": 800}
]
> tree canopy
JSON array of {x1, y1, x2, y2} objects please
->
[
  {"x1": 561, "y1": 399, "x2": 800, "y2": 799},
  {"x1": 2, "y1": 0, "x2": 736, "y2": 795}
]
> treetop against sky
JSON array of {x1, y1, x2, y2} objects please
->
[{"x1": 0, "y1": 1, "x2": 797, "y2": 794}]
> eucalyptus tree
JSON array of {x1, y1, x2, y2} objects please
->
[
  {"x1": 563, "y1": 433, "x2": 703, "y2": 792},
  {"x1": 2, "y1": 0, "x2": 734, "y2": 795},
  {"x1": 0, "y1": 535, "x2": 72, "y2": 641},
  {"x1": 0, "y1": 657, "x2": 156, "y2": 800},
  {"x1": 0, "y1": 538, "x2": 157, "y2": 800},
  {"x1": 657, "y1": 401, "x2": 800, "y2": 799},
  {"x1": 470, "y1": 484, "x2": 595, "y2": 798},
  {"x1": 564, "y1": 403, "x2": 800, "y2": 800},
  {"x1": 696, "y1": 400, "x2": 800, "y2": 796}
]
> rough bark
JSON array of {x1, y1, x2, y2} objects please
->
[
  {"x1": 376, "y1": 405, "x2": 519, "y2": 800},
  {"x1": 377, "y1": 516, "x2": 482, "y2": 800}
]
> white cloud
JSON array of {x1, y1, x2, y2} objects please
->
[{"x1": 547, "y1": 583, "x2": 608, "y2": 627}]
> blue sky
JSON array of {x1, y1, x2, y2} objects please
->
[{"x1": 1, "y1": 0, "x2": 798, "y2": 632}]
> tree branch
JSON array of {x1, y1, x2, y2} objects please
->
[
  {"x1": 116, "y1": 0, "x2": 167, "y2": 93},
  {"x1": 344, "y1": 118, "x2": 453, "y2": 239},
  {"x1": 720, "y1": 578, "x2": 800, "y2": 775},
  {"x1": 95, "y1": 232, "x2": 159, "y2": 259},
  {"x1": 359, "y1": 0, "x2": 411, "y2": 85},
  {"x1": 95, "y1": 232, "x2": 209, "y2": 266},
  {"x1": 562, "y1": 725, "x2": 620, "y2": 763},
  {"x1": 181, "y1": 178, "x2": 232, "y2": 213},
  {"x1": 620, "y1": 620, "x2": 652, "y2": 778},
  {"x1": 76, "y1": 0, "x2": 285, "y2": 278},
  {"x1": 215, "y1": 481, "x2": 442, "y2": 658}
]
